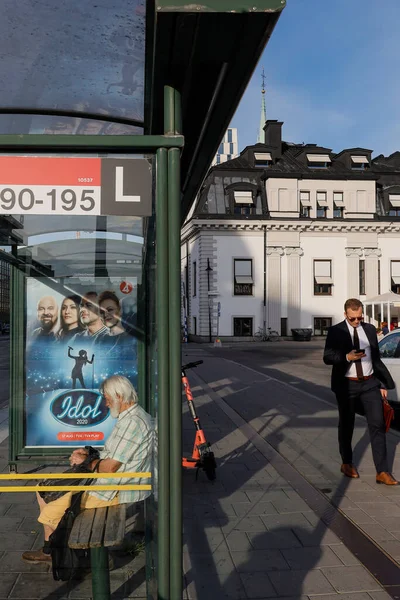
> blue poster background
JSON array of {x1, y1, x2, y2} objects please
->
[{"x1": 25, "y1": 278, "x2": 138, "y2": 448}]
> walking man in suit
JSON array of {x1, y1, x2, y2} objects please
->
[{"x1": 324, "y1": 298, "x2": 398, "y2": 485}]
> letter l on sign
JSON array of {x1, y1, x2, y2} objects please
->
[{"x1": 115, "y1": 166, "x2": 140, "y2": 203}]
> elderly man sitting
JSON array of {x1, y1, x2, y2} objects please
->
[{"x1": 22, "y1": 375, "x2": 153, "y2": 564}]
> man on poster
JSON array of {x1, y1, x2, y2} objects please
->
[
  {"x1": 22, "y1": 375, "x2": 153, "y2": 564},
  {"x1": 31, "y1": 296, "x2": 59, "y2": 342},
  {"x1": 72, "y1": 292, "x2": 110, "y2": 344}
]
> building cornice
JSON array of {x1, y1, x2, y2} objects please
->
[{"x1": 183, "y1": 219, "x2": 400, "y2": 236}]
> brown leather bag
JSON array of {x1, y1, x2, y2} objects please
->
[{"x1": 383, "y1": 400, "x2": 394, "y2": 433}]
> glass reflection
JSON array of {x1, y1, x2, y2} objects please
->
[{"x1": 0, "y1": 0, "x2": 145, "y2": 129}]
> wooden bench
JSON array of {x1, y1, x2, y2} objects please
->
[{"x1": 69, "y1": 504, "x2": 126, "y2": 600}]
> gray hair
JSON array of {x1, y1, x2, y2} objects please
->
[{"x1": 100, "y1": 375, "x2": 138, "y2": 406}]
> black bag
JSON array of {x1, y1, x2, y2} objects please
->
[
  {"x1": 49, "y1": 490, "x2": 90, "y2": 581},
  {"x1": 39, "y1": 446, "x2": 100, "y2": 503}
]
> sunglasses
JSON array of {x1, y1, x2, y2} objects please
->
[{"x1": 347, "y1": 316, "x2": 364, "y2": 323}]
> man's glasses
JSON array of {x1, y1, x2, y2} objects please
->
[{"x1": 347, "y1": 316, "x2": 364, "y2": 323}]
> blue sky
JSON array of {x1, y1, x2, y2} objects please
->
[{"x1": 231, "y1": 0, "x2": 400, "y2": 157}]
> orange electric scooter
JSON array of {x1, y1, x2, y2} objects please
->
[{"x1": 182, "y1": 360, "x2": 217, "y2": 481}]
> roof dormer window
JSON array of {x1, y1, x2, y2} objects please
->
[
  {"x1": 389, "y1": 194, "x2": 400, "y2": 216},
  {"x1": 307, "y1": 154, "x2": 331, "y2": 169},
  {"x1": 233, "y1": 190, "x2": 255, "y2": 215},
  {"x1": 351, "y1": 155, "x2": 369, "y2": 170},
  {"x1": 254, "y1": 152, "x2": 272, "y2": 167},
  {"x1": 234, "y1": 191, "x2": 253, "y2": 204}
]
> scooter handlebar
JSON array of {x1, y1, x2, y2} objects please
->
[{"x1": 181, "y1": 360, "x2": 203, "y2": 371}]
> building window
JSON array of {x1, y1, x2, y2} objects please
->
[
  {"x1": 314, "y1": 260, "x2": 333, "y2": 295},
  {"x1": 378, "y1": 260, "x2": 381, "y2": 295},
  {"x1": 391, "y1": 261, "x2": 400, "y2": 294},
  {"x1": 351, "y1": 156, "x2": 369, "y2": 170},
  {"x1": 314, "y1": 317, "x2": 332, "y2": 336},
  {"x1": 317, "y1": 191, "x2": 328, "y2": 218},
  {"x1": 192, "y1": 261, "x2": 197, "y2": 297},
  {"x1": 233, "y1": 191, "x2": 256, "y2": 216},
  {"x1": 388, "y1": 194, "x2": 400, "y2": 215},
  {"x1": 234, "y1": 259, "x2": 253, "y2": 295},
  {"x1": 216, "y1": 155, "x2": 220, "y2": 165},
  {"x1": 300, "y1": 191, "x2": 311, "y2": 218},
  {"x1": 307, "y1": 154, "x2": 331, "y2": 169},
  {"x1": 233, "y1": 317, "x2": 253, "y2": 336},
  {"x1": 254, "y1": 152, "x2": 272, "y2": 167},
  {"x1": 230, "y1": 143, "x2": 234, "y2": 154},
  {"x1": 300, "y1": 205, "x2": 310, "y2": 218},
  {"x1": 193, "y1": 316, "x2": 197, "y2": 335},
  {"x1": 333, "y1": 206, "x2": 343, "y2": 218},
  {"x1": 227, "y1": 129, "x2": 233, "y2": 143},
  {"x1": 359, "y1": 260, "x2": 365, "y2": 295},
  {"x1": 333, "y1": 192, "x2": 345, "y2": 218}
]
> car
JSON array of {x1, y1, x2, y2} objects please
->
[
  {"x1": 379, "y1": 330, "x2": 400, "y2": 402},
  {"x1": 2, "y1": 324, "x2": 9, "y2": 335}
]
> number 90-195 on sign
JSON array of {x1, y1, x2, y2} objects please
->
[{"x1": 0, "y1": 186, "x2": 101, "y2": 215}]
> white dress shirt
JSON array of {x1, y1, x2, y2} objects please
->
[{"x1": 345, "y1": 321, "x2": 373, "y2": 378}]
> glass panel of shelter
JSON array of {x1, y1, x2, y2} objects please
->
[
  {"x1": 0, "y1": 154, "x2": 157, "y2": 594},
  {"x1": 0, "y1": 0, "x2": 145, "y2": 133}
]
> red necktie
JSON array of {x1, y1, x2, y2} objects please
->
[{"x1": 353, "y1": 327, "x2": 364, "y2": 380}]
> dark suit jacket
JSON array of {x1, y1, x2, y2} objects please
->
[{"x1": 323, "y1": 320, "x2": 395, "y2": 393}]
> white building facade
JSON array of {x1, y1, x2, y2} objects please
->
[{"x1": 182, "y1": 121, "x2": 400, "y2": 341}]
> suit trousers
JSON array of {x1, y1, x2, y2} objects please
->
[{"x1": 335, "y1": 377, "x2": 388, "y2": 473}]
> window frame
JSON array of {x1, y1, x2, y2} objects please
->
[
  {"x1": 391, "y1": 260, "x2": 400, "y2": 294},
  {"x1": 313, "y1": 317, "x2": 332, "y2": 336},
  {"x1": 233, "y1": 258, "x2": 253, "y2": 296},
  {"x1": 314, "y1": 259, "x2": 333, "y2": 296},
  {"x1": 233, "y1": 316, "x2": 253, "y2": 337}
]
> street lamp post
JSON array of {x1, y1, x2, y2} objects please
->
[{"x1": 206, "y1": 258, "x2": 213, "y2": 343}]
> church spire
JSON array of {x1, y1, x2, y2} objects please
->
[{"x1": 257, "y1": 68, "x2": 266, "y2": 143}]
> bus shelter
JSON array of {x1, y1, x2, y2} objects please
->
[{"x1": 0, "y1": 0, "x2": 285, "y2": 597}]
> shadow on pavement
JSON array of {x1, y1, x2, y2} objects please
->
[{"x1": 182, "y1": 351, "x2": 398, "y2": 599}]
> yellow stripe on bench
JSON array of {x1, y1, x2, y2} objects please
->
[
  {"x1": 0, "y1": 472, "x2": 151, "y2": 480},
  {"x1": 0, "y1": 472, "x2": 152, "y2": 492},
  {"x1": 0, "y1": 484, "x2": 152, "y2": 492}
]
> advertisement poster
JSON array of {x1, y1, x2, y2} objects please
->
[{"x1": 25, "y1": 278, "x2": 138, "y2": 448}]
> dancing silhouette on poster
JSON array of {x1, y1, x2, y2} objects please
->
[{"x1": 68, "y1": 347, "x2": 94, "y2": 389}]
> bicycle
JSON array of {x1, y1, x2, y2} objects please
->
[
  {"x1": 253, "y1": 326, "x2": 280, "y2": 342},
  {"x1": 181, "y1": 360, "x2": 217, "y2": 481}
]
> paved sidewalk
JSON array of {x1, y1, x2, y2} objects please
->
[
  {"x1": 0, "y1": 444, "x2": 147, "y2": 598},
  {"x1": 1, "y1": 343, "x2": 400, "y2": 598},
  {"x1": 182, "y1": 347, "x2": 400, "y2": 600}
]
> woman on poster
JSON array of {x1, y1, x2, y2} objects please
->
[
  {"x1": 58, "y1": 295, "x2": 84, "y2": 342},
  {"x1": 68, "y1": 347, "x2": 94, "y2": 389}
]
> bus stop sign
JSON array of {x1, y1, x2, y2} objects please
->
[{"x1": 0, "y1": 156, "x2": 152, "y2": 217}]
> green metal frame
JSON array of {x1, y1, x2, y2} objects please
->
[{"x1": 4, "y1": 91, "x2": 183, "y2": 598}]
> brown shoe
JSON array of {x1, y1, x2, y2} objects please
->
[
  {"x1": 341, "y1": 464, "x2": 359, "y2": 478},
  {"x1": 376, "y1": 472, "x2": 399, "y2": 486},
  {"x1": 22, "y1": 549, "x2": 52, "y2": 564}
]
